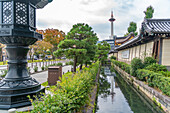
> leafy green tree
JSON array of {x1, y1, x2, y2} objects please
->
[
  {"x1": 78, "y1": 30, "x2": 98, "y2": 69},
  {"x1": 124, "y1": 22, "x2": 138, "y2": 36},
  {"x1": 128, "y1": 22, "x2": 137, "y2": 33},
  {"x1": 95, "y1": 41, "x2": 110, "y2": 62},
  {"x1": 54, "y1": 23, "x2": 98, "y2": 72},
  {"x1": 144, "y1": 6, "x2": 154, "y2": 19}
]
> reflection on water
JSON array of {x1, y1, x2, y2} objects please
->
[{"x1": 96, "y1": 67, "x2": 164, "y2": 113}]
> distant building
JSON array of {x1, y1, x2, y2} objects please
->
[{"x1": 115, "y1": 18, "x2": 170, "y2": 70}]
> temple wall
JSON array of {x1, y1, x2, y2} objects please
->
[
  {"x1": 162, "y1": 39, "x2": 170, "y2": 66},
  {"x1": 118, "y1": 41, "x2": 154, "y2": 63}
]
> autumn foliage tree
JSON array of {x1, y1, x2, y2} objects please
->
[
  {"x1": 35, "y1": 41, "x2": 53, "y2": 60},
  {"x1": 36, "y1": 29, "x2": 65, "y2": 59},
  {"x1": 43, "y1": 29, "x2": 65, "y2": 58},
  {"x1": 28, "y1": 41, "x2": 53, "y2": 61}
]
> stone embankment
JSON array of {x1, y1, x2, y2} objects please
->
[{"x1": 114, "y1": 65, "x2": 170, "y2": 113}]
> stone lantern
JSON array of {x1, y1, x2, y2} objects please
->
[{"x1": 0, "y1": 0, "x2": 52, "y2": 109}]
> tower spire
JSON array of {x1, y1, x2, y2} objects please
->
[{"x1": 109, "y1": 11, "x2": 115, "y2": 38}]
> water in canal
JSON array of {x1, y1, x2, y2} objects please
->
[{"x1": 96, "y1": 66, "x2": 164, "y2": 113}]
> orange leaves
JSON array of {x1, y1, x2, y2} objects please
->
[
  {"x1": 37, "y1": 28, "x2": 65, "y2": 46},
  {"x1": 35, "y1": 41, "x2": 53, "y2": 52}
]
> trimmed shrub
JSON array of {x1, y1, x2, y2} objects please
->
[
  {"x1": 112, "y1": 60, "x2": 130, "y2": 74},
  {"x1": 69, "y1": 61, "x2": 74, "y2": 66},
  {"x1": 110, "y1": 56, "x2": 116, "y2": 60},
  {"x1": 41, "y1": 66, "x2": 45, "y2": 71},
  {"x1": 143, "y1": 57, "x2": 157, "y2": 67},
  {"x1": 136, "y1": 69, "x2": 170, "y2": 96},
  {"x1": 136, "y1": 69, "x2": 162, "y2": 86},
  {"x1": 131, "y1": 58, "x2": 143, "y2": 77},
  {"x1": 125, "y1": 64, "x2": 131, "y2": 74},
  {"x1": 27, "y1": 67, "x2": 30, "y2": 74},
  {"x1": 57, "y1": 62, "x2": 63, "y2": 66},
  {"x1": 153, "y1": 76, "x2": 170, "y2": 96},
  {"x1": 1, "y1": 69, "x2": 8, "y2": 78},
  {"x1": 34, "y1": 66, "x2": 38, "y2": 72},
  {"x1": 159, "y1": 71, "x2": 170, "y2": 77},
  {"x1": 145, "y1": 63, "x2": 167, "y2": 72},
  {"x1": 65, "y1": 62, "x2": 69, "y2": 65}
]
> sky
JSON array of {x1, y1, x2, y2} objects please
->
[{"x1": 36, "y1": 0, "x2": 170, "y2": 41}]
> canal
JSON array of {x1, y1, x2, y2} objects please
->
[{"x1": 96, "y1": 67, "x2": 164, "y2": 113}]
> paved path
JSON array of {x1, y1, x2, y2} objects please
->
[{"x1": 31, "y1": 71, "x2": 48, "y2": 84}]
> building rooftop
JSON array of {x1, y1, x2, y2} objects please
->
[
  {"x1": 116, "y1": 18, "x2": 170, "y2": 50},
  {"x1": 142, "y1": 18, "x2": 170, "y2": 34}
]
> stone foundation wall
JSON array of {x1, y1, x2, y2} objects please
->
[{"x1": 114, "y1": 65, "x2": 170, "y2": 113}]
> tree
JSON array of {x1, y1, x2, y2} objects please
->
[
  {"x1": 124, "y1": 22, "x2": 138, "y2": 36},
  {"x1": 29, "y1": 41, "x2": 53, "y2": 61},
  {"x1": 95, "y1": 41, "x2": 110, "y2": 62},
  {"x1": 54, "y1": 23, "x2": 98, "y2": 72},
  {"x1": 37, "y1": 29, "x2": 65, "y2": 59},
  {"x1": 28, "y1": 45, "x2": 35, "y2": 61},
  {"x1": 144, "y1": 6, "x2": 154, "y2": 19},
  {"x1": 35, "y1": 41, "x2": 53, "y2": 60}
]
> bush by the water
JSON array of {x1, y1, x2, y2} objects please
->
[
  {"x1": 136, "y1": 69, "x2": 170, "y2": 96},
  {"x1": 145, "y1": 63, "x2": 167, "y2": 72},
  {"x1": 143, "y1": 57, "x2": 157, "y2": 67},
  {"x1": 112, "y1": 60, "x2": 130, "y2": 74},
  {"x1": 110, "y1": 56, "x2": 116, "y2": 60},
  {"x1": 159, "y1": 71, "x2": 170, "y2": 77},
  {"x1": 112, "y1": 58, "x2": 170, "y2": 96},
  {"x1": 28, "y1": 61, "x2": 100, "y2": 113},
  {"x1": 131, "y1": 58, "x2": 143, "y2": 76}
]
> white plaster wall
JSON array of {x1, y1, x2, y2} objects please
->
[
  {"x1": 136, "y1": 46, "x2": 140, "y2": 58},
  {"x1": 146, "y1": 41, "x2": 153, "y2": 57},
  {"x1": 162, "y1": 39, "x2": 170, "y2": 66},
  {"x1": 140, "y1": 44, "x2": 146, "y2": 60}
]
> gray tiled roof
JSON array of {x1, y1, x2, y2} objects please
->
[
  {"x1": 115, "y1": 35, "x2": 139, "y2": 50},
  {"x1": 142, "y1": 19, "x2": 170, "y2": 34},
  {"x1": 115, "y1": 18, "x2": 170, "y2": 50}
]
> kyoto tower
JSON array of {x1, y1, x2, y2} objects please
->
[{"x1": 109, "y1": 11, "x2": 116, "y2": 39}]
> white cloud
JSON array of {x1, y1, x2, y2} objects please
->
[{"x1": 36, "y1": 0, "x2": 170, "y2": 41}]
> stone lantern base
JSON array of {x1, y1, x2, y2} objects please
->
[
  {"x1": 0, "y1": 41, "x2": 45, "y2": 109},
  {"x1": 0, "y1": 82, "x2": 45, "y2": 109}
]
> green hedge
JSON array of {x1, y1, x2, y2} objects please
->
[
  {"x1": 159, "y1": 71, "x2": 170, "y2": 77},
  {"x1": 153, "y1": 76, "x2": 170, "y2": 96},
  {"x1": 112, "y1": 60, "x2": 130, "y2": 74},
  {"x1": 136, "y1": 69, "x2": 170, "y2": 96},
  {"x1": 110, "y1": 56, "x2": 116, "y2": 60},
  {"x1": 131, "y1": 58, "x2": 143, "y2": 77},
  {"x1": 56, "y1": 62, "x2": 63, "y2": 66},
  {"x1": 145, "y1": 63, "x2": 167, "y2": 72},
  {"x1": 112, "y1": 59, "x2": 170, "y2": 96},
  {"x1": 136, "y1": 69, "x2": 162, "y2": 86},
  {"x1": 28, "y1": 61, "x2": 100, "y2": 113},
  {"x1": 143, "y1": 57, "x2": 157, "y2": 67}
]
